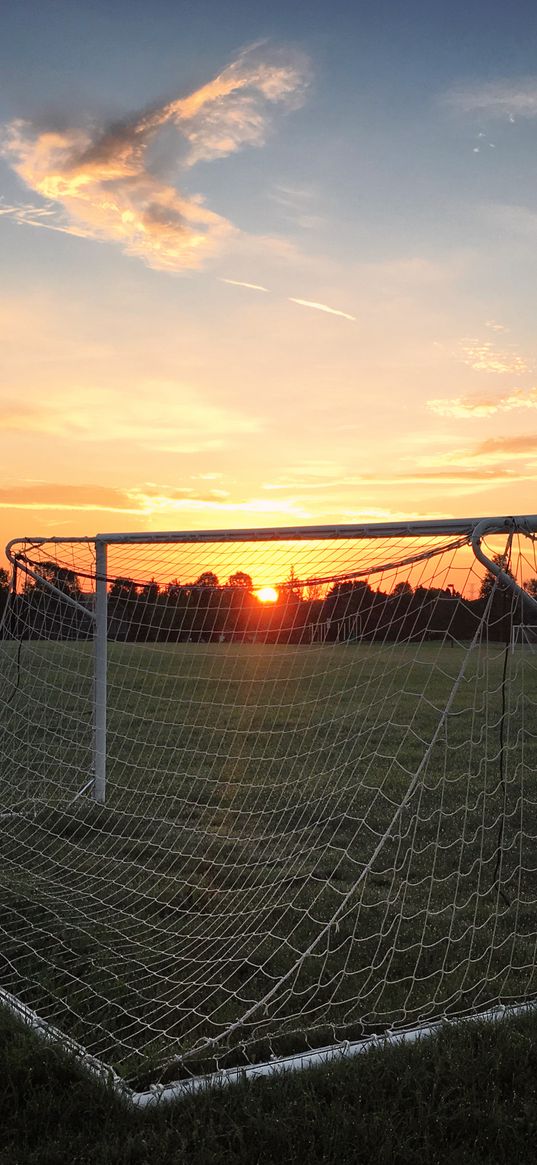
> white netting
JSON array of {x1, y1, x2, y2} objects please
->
[{"x1": 0, "y1": 519, "x2": 536, "y2": 1086}]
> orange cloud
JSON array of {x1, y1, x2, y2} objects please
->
[
  {"x1": 265, "y1": 466, "x2": 532, "y2": 491},
  {"x1": 459, "y1": 340, "x2": 530, "y2": 374},
  {"x1": 0, "y1": 383, "x2": 262, "y2": 453},
  {"x1": 0, "y1": 482, "x2": 309, "y2": 523},
  {"x1": 1, "y1": 47, "x2": 307, "y2": 272},
  {"x1": 263, "y1": 434, "x2": 537, "y2": 499},
  {"x1": 471, "y1": 434, "x2": 537, "y2": 459},
  {"x1": 428, "y1": 387, "x2": 537, "y2": 417},
  {"x1": 0, "y1": 483, "x2": 139, "y2": 513}
]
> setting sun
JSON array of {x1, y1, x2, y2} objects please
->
[{"x1": 255, "y1": 586, "x2": 278, "y2": 603}]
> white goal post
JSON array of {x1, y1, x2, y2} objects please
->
[{"x1": 1, "y1": 513, "x2": 537, "y2": 1104}]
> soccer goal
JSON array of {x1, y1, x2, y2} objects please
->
[{"x1": 0, "y1": 515, "x2": 536, "y2": 1104}]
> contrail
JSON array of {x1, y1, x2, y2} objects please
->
[
  {"x1": 221, "y1": 278, "x2": 270, "y2": 292},
  {"x1": 289, "y1": 297, "x2": 355, "y2": 321}
]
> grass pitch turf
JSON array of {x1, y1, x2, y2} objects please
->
[
  {"x1": 1, "y1": 1006, "x2": 537, "y2": 1164},
  {"x1": 0, "y1": 641, "x2": 536, "y2": 1085}
]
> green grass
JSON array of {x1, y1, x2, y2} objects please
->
[
  {"x1": 0, "y1": 640, "x2": 536, "y2": 1086},
  {"x1": 1, "y1": 1006, "x2": 537, "y2": 1164}
]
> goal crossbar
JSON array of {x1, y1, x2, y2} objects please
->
[{"x1": 6, "y1": 512, "x2": 537, "y2": 552}]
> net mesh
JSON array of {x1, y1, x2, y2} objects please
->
[{"x1": 0, "y1": 521, "x2": 536, "y2": 1086}]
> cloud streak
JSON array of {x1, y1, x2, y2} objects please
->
[
  {"x1": 1, "y1": 46, "x2": 307, "y2": 272},
  {"x1": 264, "y1": 429, "x2": 537, "y2": 499},
  {"x1": 445, "y1": 78, "x2": 537, "y2": 119},
  {"x1": 0, "y1": 483, "x2": 140, "y2": 514},
  {"x1": 288, "y1": 297, "x2": 356, "y2": 321},
  {"x1": 220, "y1": 279, "x2": 356, "y2": 322},
  {"x1": 0, "y1": 200, "x2": 91, "y2": 237},
  {"x1": 459, "y1": 339, "x2": 530, "y2": 375},
  {"x1": 221, "y1": 278, "x2": 270, "y2": 291},
  {"x1": 428, "y1": 387, "x2": 537, "y2": 418},
  {"x1": 0, "y1": 382, "x2": 262, "y2": 453},
  {"x1": 264, "y1": 466, "x2": 535, "y2": 491},
  {"x1": 0, "y1": 481, "x2": 308, "y2": 520},
  {"x1": 471, "y1": 434, "x2": 537, "y2": 459}
]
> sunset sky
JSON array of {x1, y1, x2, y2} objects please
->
[{"x1": 1, "y1": 0, "x2": 537, "y2": 554}]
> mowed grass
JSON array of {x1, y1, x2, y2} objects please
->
[
  {"x1": 0, "y1": 639, "x2": 536, "y2": 1086},
  {"x1": 2, "y1": 1005, "x2": 537, "y2": 1164}
]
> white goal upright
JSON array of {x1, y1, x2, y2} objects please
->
[{"x1": 0, "y1": 514, "x2": 537, "y2": 1103}]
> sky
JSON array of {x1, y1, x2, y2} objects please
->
[{"x1": 1, "y1": 0, "x2": 537, "y2": 558}]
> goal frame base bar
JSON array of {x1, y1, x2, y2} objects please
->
[{"x1": 1, "y1": 985, "x2": 535, "y2": 1110}]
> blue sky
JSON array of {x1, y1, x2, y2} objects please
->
[{"x1": 1, "y1": 0, "x2": 536, "y2": 542}]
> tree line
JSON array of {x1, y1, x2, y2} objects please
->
[{"x1": 3, "y1": 561, "x2": 537, "y2": 645}]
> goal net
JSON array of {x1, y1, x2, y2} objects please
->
[{"x1": 0, "y1": 516, "x2": 536, "y2": 1095}]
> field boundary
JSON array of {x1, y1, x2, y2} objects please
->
[{"x1": 1, "y1": 984, "x2": 535, "y2": 1109}]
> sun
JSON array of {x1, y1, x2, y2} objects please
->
[{"x1": 255, "y1": 586, "x2": 278, "y2": 603}]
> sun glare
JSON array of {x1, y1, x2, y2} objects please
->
[{"x1": 256, "y1": 586, "x2": 278, "y2": 603}]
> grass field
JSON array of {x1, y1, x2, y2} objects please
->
[
  {"x1": 0, "y1": 638, "x2": 536, "y2": 1089},
  {"x1": 2, "y1": 1005, "x2": 537, "y2": 1164}
]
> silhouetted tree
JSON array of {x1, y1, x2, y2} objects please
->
[
  {"x1": 304, "y1": 581, "x2": 322, "y2": 602},
  {"x1": 326, "y1": 580, "x2": 374, "y2": 641},
  {"x1": 479, "y1": 554, "x2": 514, "y2": 601},
  {"x1": 194, "y1": 572, "x2": 219, "y2": 588},
  {"x1": 393, "y1": 580, "x2": 413, "y2": 597},
  {"x1": 34, "y1": 562, "x2": 81, "y2": 597},
  {"x1": 139, "y1": 579, "x2": 160, "y2": 603},
  {"x1": 285, "y1": 566, "x2": 303, "y2": 601},
  {"x1": 327, "y1": 580, "x2": 372, "y2": 600},
  {"x1": 189, "y1": 572, "x2": 220, "y2": 640},
  {"x1": 228, "y1": 571, "x2": 253, "y2": 589},
  {"x1": 0, "y1": 567, "x2": 9, "y2": 623},
  {"x1": 165, "y1": 579, "x2": 182, "y2": 600},
  {"x1": 109, "y1": 577, "x2": 138, "y2": 601}
]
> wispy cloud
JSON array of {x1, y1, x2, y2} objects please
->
[
  {"x1": 269, "y1": 183, "x2": 323, "y2": 230},
  {"x1": 485, "y1": 203, "x2": 537, "y2": 238},
  {"x1": 459, "y1": 339, "x2": 531, "y2": 374},
  {"x1": 288, "y1": 297, "x2": 356, "y2": 321},
  {"x1": 263, "y1": 428, "x2": 537, "y2": 501},
  {"x1": 0, "y1": 199, "x2": 92, "y2": 237},
  {"x1": 444, "y1": 78, "x2": 537, "y2": 119},
  {"x1": 0, "y1": 382, "x2": 262, "y2": 453},
  {"x1": 408, "y1": 431, "x2": 537, "y2": 472},
  {"x1": 220, "y1": 279, "x2": 356, "y2": 322},
  {"x1": 428, "y1": 387, "x2": 537, "y2": 418},
  {"x1": 1, "y1": 46, "x2": 307, "y2": 272},
  {"x1": 471, "y1": 433, "x2": 537, "y2": 459},
  {"x1": 0, "y1": 483, "x2": 140, "y2": 513},
  {"x1": 220, "y1": 278, "x2": 270, "y2": 291},
  {"x1": 340, "y1": 507, "x2": 457, "y2": 522},
  {"x1": 0, "y1": 481, "x2": 308, "y2": 520},
  {"x1": 264, "y1": 466, "x2": 534, "y2": 491},
  {"x1": 126, "y1": 485, "x2": 308, "y2": 518}
]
